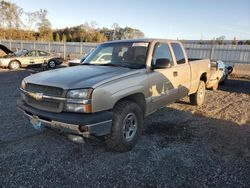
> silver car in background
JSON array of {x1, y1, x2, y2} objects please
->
[
  {"x1": 216, "y1": 60, "x2": 233, "y2": 84},
  {"x1": 0, "y1": 44, "x2": 63, "y2": 70}
]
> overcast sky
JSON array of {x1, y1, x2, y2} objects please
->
[{"x1": 11, "y1": 0, "x2": 250, "y2": 40}]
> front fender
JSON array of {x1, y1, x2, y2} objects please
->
[{"x1": 90, "y1": 69, "x2": 150, "y2": 113}]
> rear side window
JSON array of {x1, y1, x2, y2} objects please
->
[
  {"x1": 153, "y1": 43, "x2": 173, "y2": 65},
  {"x1": 171, "y1": 43, "x2": 186, "y2": 64},
  {"x1": 38, "y1": 51, "x2": 49, "y2": 56}
]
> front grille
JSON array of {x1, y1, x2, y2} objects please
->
[
  {"x1": 25, "y1": 96, "x2": 61, "y2": 112},
  {"x1": 24, "y1": 83, "x2": 64, "y2": 113},
  {"x1": 26, "y1": 83, "x2": 63, "y2": 97}
]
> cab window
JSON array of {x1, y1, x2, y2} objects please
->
[
  {"x1": 170, "y1": 43, "x2": 186, "y2": 64},
  {"x1": 152, "y1": 43, "x2": 173, "y2": 66}
]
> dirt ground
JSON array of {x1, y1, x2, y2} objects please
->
[{"x1": 0, "y1": 67, "x2": 249, "y2": 187}]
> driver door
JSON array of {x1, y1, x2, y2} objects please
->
[
  {"x1": 21, "y1": 50, "x2": 37, "y2": 66},
  {"x1": 148, "y1": 42, "x2": 179, "y2": 111}
]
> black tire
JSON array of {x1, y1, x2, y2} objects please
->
[
  {"x1": 212, "y1": 79, "x2": 219, "y2": 90},
  {"x1": 47, "y1": 60, "x2": 57, "y2": 69},
  {"x1": 9, "y1": 60, "x2": 20, "y2": 70},
  {"x1": 189, "y1": 81, "x2": 206, "y2": 106},
  {"x1": 105, "y1": 100, "x2": 143, "y2": 152}
]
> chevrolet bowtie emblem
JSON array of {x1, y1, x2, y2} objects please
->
[{"x1": 29, "y1": 92, "x2": 43, "y2": 101}]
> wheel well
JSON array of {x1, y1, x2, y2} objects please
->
[
  {"x1": 48, "y1": 58, "x2": 56, "y2": 63},
  {"x1": 200, "y1": 73, "x2": 207, "y2": 83},
  {"x1": 115, "y1": 93, "x2": 146, "y2": 115},
  {"x1": 9, "y1": 60, "x2": 21, "y2": 67}
]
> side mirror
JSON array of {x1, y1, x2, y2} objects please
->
[{"x1": 152, "y1": 58, "x2": 172, "y2": 69}]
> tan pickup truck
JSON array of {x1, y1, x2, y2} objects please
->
[{"x1": 17, "y1": 39, "x2": 211, "y2": 152}]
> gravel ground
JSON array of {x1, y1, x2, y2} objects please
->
[{"x1": 0, "y1": 67, "x2": 249, "y2": 188}]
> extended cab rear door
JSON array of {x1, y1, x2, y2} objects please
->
[
  {"x1": 169, "y1": 42, "x2": 191, "y2": 98},
  {"x1": 148, "y1": 42, "x2": 180, "y2": 110}
]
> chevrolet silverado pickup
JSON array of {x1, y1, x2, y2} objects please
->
[{"x1": 17, "y1": 39, "x2": 211, "y2": 152}]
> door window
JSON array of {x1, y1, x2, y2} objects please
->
[
  {"x1": 152, "y1": 43, "x2": 173, "y2": 66},
  {"x1": 26, "y1": 50, "x2": 37, "y2": 57}
]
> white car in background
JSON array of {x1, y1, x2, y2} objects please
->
[{"x1": 216, "y1": 60, "x2": 233, "y2": 84}]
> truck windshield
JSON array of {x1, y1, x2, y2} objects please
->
[{"x1": 83, "y1": 42, "x2": 149, "y2": 69}]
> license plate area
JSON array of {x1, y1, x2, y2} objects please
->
[{"x1": 30, "y1": 115, "x2": 43, "y2": 130}]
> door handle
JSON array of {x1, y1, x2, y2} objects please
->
[{"x1": 173, "y1": 71, "x2": 178, "y2": 77}]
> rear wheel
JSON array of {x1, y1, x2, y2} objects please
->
[
  {"x1": 9, "y1": 60, "x2": 20, "y2": 70},
  {"x1": 105, "y1": 100, "x2": 143, "y2": 152},
  {"x1": 47, "y1": 60, "x2": 56, "y2": 69},
  {"x1": 189, "y1": 81, "x2": 206, "y2": 106}
]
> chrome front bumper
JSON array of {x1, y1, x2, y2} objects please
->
[{"x1": 17, "y1": 99, "x2": 113, "y2": 137}]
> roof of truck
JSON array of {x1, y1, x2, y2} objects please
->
[{"x1": 103, "y1": 38, "x2": 180, "y2": 44}]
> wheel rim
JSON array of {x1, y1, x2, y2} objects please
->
[
  {"x1": 122, "y1": 112, "x2": 138, "y2": 142},
  {"x1": 11, "y1": 61, "x2": 19, "y2": 69},
  {"x1": 49, "y1": 61, "x2": 56, "y2": 68}
]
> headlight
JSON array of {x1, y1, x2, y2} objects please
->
[
  {"x1": 67, "y1": 89, "x2": 92, "y2": 99},
  {"x1": 64, "y1": 89, "x2": 93, "y2": 113},
  {"x1": 64, "y1": 103, "x2": 91, "y2": 113},
  {"x1": 21, "y1": 80, "x2": 26, "y2": 90}
]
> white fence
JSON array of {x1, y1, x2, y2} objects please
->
[
  {"x1": 183, "y1": 43, "x2": 250, "y2": 65},
  {"x1": 0, "y1": 40, "x2": 97, "y2": 59},
  {"x1": 0, "y1": 40, "x2": 250, "y2": 65}
]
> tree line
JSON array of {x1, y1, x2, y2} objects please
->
[{"x1": 0, "y1": 1, "x2": 145, "y2": 42}]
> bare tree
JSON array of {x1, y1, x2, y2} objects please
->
[
  {"x1": 37, "y1": 9, "x2": 52, "y2": 41},
  {"x1": 24, "y1": 11, "x2": 40, "y2": 34},
  {"x1": 90, "y1": 21, "x2": 98, "y2": 30},
  {"x1": 0, "y1": 1, "x2": 23, "y2": 39},
  {"x1": 112, "y1": 23, "x2": 120, "y2": 40}
]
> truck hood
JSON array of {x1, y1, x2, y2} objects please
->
[{"x1": 24, "y1": 65, "x2": 143, "y2": 89}]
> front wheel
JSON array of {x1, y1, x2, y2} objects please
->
[
  {"x1": 189, "y1": 81, "x2": 206, "y2": 106},
  {"x1": 9, "y1": 60, "x2": 20, "y2": 70},
  {"x1": 105, "y1": 100, "x2": 143, "y2": 152}
]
